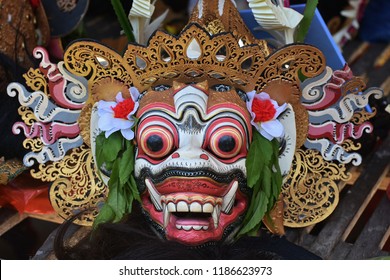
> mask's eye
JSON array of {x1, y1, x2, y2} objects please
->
[
  {"x1": 208, "y1": 127, "x2": 243, "y2": 159},
  {"x1": 139, "y1": 126, "x2": 175, "y2": 159}
]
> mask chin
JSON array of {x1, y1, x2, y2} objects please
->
[{"x1": 136, "y1": 170, "x2": 249, "y2": 245}]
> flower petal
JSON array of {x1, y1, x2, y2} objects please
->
[
  {"x1": 130, "y1": 87, "x2": 140, "y2": 101},
  {"x1": 246, "y1": 90, "x2": 256, "y2": 113},
  {"x1": 121, "y1": 128, "x2": 135, "y2": 140},
  {"x1": 261, "y1": 119, "x2": 284, "y2": 138},
  {"x1": 105, "y1": 127, "x2": 119, "y2": 138},
  {"x1": 257, "y1": 92, "x2": 271, "y2": 100},
  {"x1": 115, "y1": 92, "x2": 125, "y2": 103},
  {"x1": 250, "y1": 119, "x2": 261, "y2": 132},
  {"x1": 98, "y1": 113, "x2": 115, "y2": 130},
  {"x1": 110, "y1": 118, "x2": 133, "y2": 129},
  {"x1": 259, "y1": 129, "x2": 273, "y2": 141},
  {"x1": 275, "y1": 102, "x2": 288, "y2": 118},
  {"x1": 97, "y1": 101, "x2": 116, "y2": 114},
  {"x1": 128, "y1": 102, "x2": 139, "y2": 117}
]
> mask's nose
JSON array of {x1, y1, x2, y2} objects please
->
[{"x1": 171, "y1": 145, "x2": 209, "y2": 161}]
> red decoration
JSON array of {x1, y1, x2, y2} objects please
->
[
  {"x1": 0, "y1": 172, "x2": 54, "y2": 214},
  {"x1": 251, "y1": 98, "x2": 276, "y2": 122},
  {"x1": 112, "y1": 98, "x2": 135, "y2": 119}
]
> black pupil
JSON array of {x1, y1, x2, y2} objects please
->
[
  {"x1": 146, "y1": 135, "x2": 164, "y2": 152},
  {"x1": 218, "y1": 135, "x2": 236, "y2": 153}
]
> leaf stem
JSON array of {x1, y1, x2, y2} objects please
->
[
  {"x1": 295, "y1": 0, "x2": 318, "y2": 43},
  {"x1": 110, "y1": 0, "x2": 136, "y2": 42}
]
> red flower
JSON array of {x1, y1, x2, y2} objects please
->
[
  {"x1": 251, "y1": 98, "x2": 276, "y2": 122},
  {"x1": 112, "y1": 98, "x2": 135, "y2": 119}
]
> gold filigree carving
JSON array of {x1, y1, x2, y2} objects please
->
[
  {"x1": 23, "y1": 68, "x2": 47, "y2": 94},
  {"x1": 91, "y1": 77, "x2": 129, "y2": 102},
  {"x1": 64, "y1": 42, "x2": 134, "y2": 97},
  {"x1": 79, "y1": 103, "x2": 92, "y2": 146},
  {"x1": 341, "y1": 139, "x2": 362, "y2": 152},
  {"x1": 282, "y1": 149, "x2": 351, "y2": 227},
  {"x1": 206, "y1": 19, "x2": 226, "y2": 35},
  {"x1": 351, "y1": 108, "x2": 377, "y2": 125},
  {"x1": 64, "y1": 25, "x2": 325, "y2": 99},
  {"x1": 255, "y1": 45, "x2": 326, "y2": 93},
  {"x1": 188, "y1": 0, "x2": 261, "y2": 47},
  {"x1": 39, "y1": 144, "x2": 107, "y2": 225},
  {"x1": 341, "y1": 77, "x2": 366, "y2": 96},
  {"x1": 18, "y1": 106, "x2": 37, "y2": 125},
  {"x1": 23, "y1": 138, "x2": 43, "y2": 152}
]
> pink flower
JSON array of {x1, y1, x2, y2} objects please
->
[
  {"x1": 97, "y1": 87, "x2": 140, "y2": 140},
  {"x1": 246, "y1": 91, "x2": 287, "y2": 141}
]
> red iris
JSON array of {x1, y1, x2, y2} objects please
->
[
  {"x1": 251, "y1": 98, "x2": 276, "y2": 122},
  {"x1": 112, "y1": 98, "x2": 135, "y2": 119}
]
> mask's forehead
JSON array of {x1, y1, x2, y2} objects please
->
[{"x1": 136, "y1": 83, "x2": 251, "y2": 127}]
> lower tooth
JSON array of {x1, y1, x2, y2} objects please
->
[
  {"x1": 192, "y1": 225, "x2": 202, "y2": 231},
  {"x1": 212, "y1": 205, "x2": 221, "y2": 228},
  {"x1": 182, "y1": 225, "x2": 191, "y2": 231},
  {"x1": 202, "y1": 226, "x2": 209, "y2": 230},
  {"x1": 176, "y1": 225, "x2": 182, "y2": 230}
]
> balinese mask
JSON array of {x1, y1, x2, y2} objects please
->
[
  {"x1": 134, "y1": 82, "x2": 251, "y2": 244},
  {"x1": 7, "y1": 0, "x2": 382, "y2": 246}
]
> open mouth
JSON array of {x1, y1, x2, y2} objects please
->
[{"x1": 141, "y1": 177, "x2": 247, "y2": 245}]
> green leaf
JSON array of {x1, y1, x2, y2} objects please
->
[
  {"x1": 95, "y1": 133, "x2": 107, "y2": 168},
  {"x1": 93, "y1": 136, "x2": 139, "y2": 230},
  {"x1": 238, "y1": 190, "x2": 268, "y2": 236},
  {"x1": 240, "y1": 179, "x2": 261, "y2": 226},
  {"x1": 129, "y1": 175, "x2": 141, "y2": 202},
  {"x1": 238, "y1": 132, "x2": 284, "y2": 238},
  {"x1": 105, "y1": 160, "x2": 127, "y2": 222},
  {"x1": 262, "y1": 166, "x2": 271, "y2": 197},
  {"x1": 118, "y1": 144, "x2": 134, "y2": 186},
  {"x1": 246, "y1": 132, "x2": 272, "y2": 187},
  {"x1": 103, "y1": 131, "x2": 123, "y2": 164},
  {"x1": 93, "y1": 204, "x2": 115, "y2": 229},
  {"x1": 295, "y1": 0, "x2": 318, "y2": 43}
]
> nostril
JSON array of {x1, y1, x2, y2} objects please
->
[
  {"x1": 172, "y1": 152, "x2": 180, "y2": 159},
  {"x1": 200, "y1": 154, "x2": 209, "y2": 160}
]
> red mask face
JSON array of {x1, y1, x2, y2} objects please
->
[{"x1": 134, "y1": 83, "x2": 252, "y2": 245}]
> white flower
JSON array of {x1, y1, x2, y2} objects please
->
[
  {"x1": 97, "y1": 87, "x2": 140, "y2": 140},
  {"x1": 246, "y1": 91, "x2": 287, "y2": 141}
]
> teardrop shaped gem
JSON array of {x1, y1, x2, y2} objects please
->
[
  {"x1": 136, "y1": 56, "x2": 147, "y2": 69},
  {"x1": 160, "y1": 46, "x2": 171, "y2": 62},
  {"x1": 95, "y1": 56, "x2": 110, "y2": 68},
  {"x1": 186, "y1": 38, "x2": 202, "y2": 60},
  {"x1": 216, "y1": 45, "x2": 227, "y2": 62}
]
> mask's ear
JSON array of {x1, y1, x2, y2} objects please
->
[
  {"x1": 90, "y1": 103, "x2": 110, "y2": 186},
  {"x1": 277, "y1": 104, "x2": 296, "y2": 178},
  {"x1": 254, "y1": 44, "x2": 326, "y2": 149},
  {"x1": 64, "y1": 41, "x2": 136, "y2": 102},
  {"x1": 255, "y1": 44, "x2": 326, "y2": 93}
]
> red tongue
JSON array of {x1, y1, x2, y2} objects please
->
[{"x1": 175, "y1": 218, "x2": 210, "y2": 226}]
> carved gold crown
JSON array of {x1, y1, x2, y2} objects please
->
[{"x1": 64, "y1": 23, "x2": 325, "y2": 102}]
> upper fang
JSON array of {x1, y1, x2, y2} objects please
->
[{"x1": 145, "y1": 178, "x2": 163, "y2": 211}]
